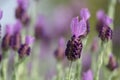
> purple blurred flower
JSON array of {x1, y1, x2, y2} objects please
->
[
  {"x1": 82, "y1": 69, "x2": 93, "y2": 80},
  {"x1": 18, "y1": 36, "x2": 34, "y2": 58},
  {"x1": 10, "y1": 20, "x2": 22, "y2": 50},
  {"x1": 17, "y1": 0, "x2": 29, "y2": 10},
  {"x1": 96, "y1": 10, "x2": 112, "y2": 41},
  {"x1": 54, "y1": 37, "x2": 65, "y2": 61},
  {"x1": 15, "y1": 0, "x2": 30, "y2": 26},
  {"x1": 106, "y1": 54, "x2": 118, "y2": 71},
  {"x1": 1, "y1": 25, "x2": 13, "y2": 51},
  {"x1": 34, "y1": 15, "x2": 46, "y2": 39},
  {"x1": 0, "y1": 9, "x2": 3, "y2": 20},
  {"x1": 25, "y1": 36, "x2": 34, "y2": 46}
]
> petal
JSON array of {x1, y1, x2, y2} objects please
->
[
  {"x1": 25, "y1": 36, "x2": 34, "y2": 46},
  {"x1": 14, "y1": 20, "x2": 22, "y2": 33},
  {"x1": 80, "y1": 8, "x2": 90, "y2": 20},
  {"x1": 70, "y1": 16, "x2": 79, "y2": 35},
  {"x1": 75, "y1": 19, "x2": 87, "y2": 37},
  {"x1": 104, "y1": 16, "x2": 113, "y2": 26},
  {"x1": 0, "y1": 9, "x2": 3, "y2": 20},
  {"x1": 96, "y1": 10, "x2": 105, "y2": 20}
]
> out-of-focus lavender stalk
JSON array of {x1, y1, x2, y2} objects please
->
[
  {"x1": 95, "y1": 42, "x2": 106, "y2": 80},
  {"x1": 107, "y1": 0, "x2": 117, "y2": 79}
]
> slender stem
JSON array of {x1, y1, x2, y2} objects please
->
[
  {"x1": 95, "y1": 42, "x2": 106, "y2": 80},
  {"x1": 108, "y1": 0, "x2": 117, "y2": 30},
  {"x1": 68, "y1": 61, "x2": 72, "y2": 80}
]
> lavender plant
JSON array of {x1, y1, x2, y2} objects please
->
[{"x1": 0, "y1": 0, "x2": 119, "y2": 80}]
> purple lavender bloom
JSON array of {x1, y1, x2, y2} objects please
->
[
  {"x1": 10, "y1": 20, "x2": 22, "y2": 51},
  {"x1": 82, "y1": 69, "x2": 93, "y2": 80},
  {"x1": 15, "y1": 0, "x2": 30, "y2": 26},
  {"x1": 54, "y1": 37, "x2": 65, "y2": 61},
  {"x1": 34, "y1": 15, "x2": 45, "y2": 39},
  {"x1": 1, "y1": 25, "x2": 13, "y2": 51},
  {"x1": 96, "y1": 10, "x2": 112, "y2": 41},
  {"x1": 106, "y1": 54, "x2": 118, "y2": 71},
  {"x1": 0, "y1": 9, "x2": 3, "y2": 20},
  {"x1": 65, "y1": 8, "x2": 91, "y2": 61},
  {"x1": 18, "y1": 36, "x2": 34, "y2": 58},
  {"x1": 17, "y1": 0, "x2": 29, "y2": 10}
]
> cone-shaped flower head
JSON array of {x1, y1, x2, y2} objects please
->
[
  {"x1": 18, "y1": 36, "x2": 34, "y2": 58},
  {"x1": 96, "y1": 10, "x2": 112, "y2": 41},
  {"x1": 82, "y1": 69, "x2": 93, "y2": 80},
  {"x1": 106, "y1": 54, "x2": 118, "y2": 71},
  {"x1": 54, "y1": 37, "x2": 65, "y2": 61},
  {"x1": 0, "y1": 9, "x2": 3, "y2": 20},
  {"x1": 1, "y1": 25, "x2": 13, "y2": 51}
]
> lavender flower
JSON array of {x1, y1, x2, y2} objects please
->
[
  {"x1": 10, "y1": 20, "x2": 22, "y2": 51},
  {"x1": 34, "y1": 15, "x2": 45, "y2": 39},
  {"x1": 54, "y1": 37, "x2": 65, "y2": 61},
  {"x1": 106, "y1": 54, "x2": 118, "y2": 71},
  {"x1": 0, "y1": 9, "x2": 3, "y2": 20},
  {"x1": 1, "y1": 25, "x2": 13, "y2": 51},
  {"x1": 82, "y1": 69, "x2": 93, "y2": 80},
  {"x1": 18, "y1": 36, "x2": 34, "y2": 58},
  {"x1": 17, "y1": 0, "x2": 29, "y2": 10},
  {"x1": 15, "y1": 0, "x2": 30, "y2": 26},
  {"x1": 96, "y1": 10, "x2": 112, "y2": 41}
]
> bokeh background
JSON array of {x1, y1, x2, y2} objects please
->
[{"x1": 0, "y1": 0, "x2": 120, "y2": 80}]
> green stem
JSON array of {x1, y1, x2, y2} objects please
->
[
  {"x1": 95, "y1": 42, "x2": 106, "y2": 80},
  {"x1": 108, "y1": 0, "x2": 117, "y2": 30},
  {"x1": 68, "y1": 61, "x2": 72, "y2": 80}
]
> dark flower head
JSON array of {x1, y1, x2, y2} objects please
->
[
  {"x1": 96, "y1": 10, "x2": 113, "y2": 41},
  {"x1": 17, "y1": 0, "x2": 29, "y2": 10},
  {"x1": 0, "y1": 9, "x2": 3, "y2": 20},
  {"x1": 65, "y1": 35, "x2": 83, "y2": 61},
  {"x1": 54, "y1": 37, "x2": 65, "y2": 61},
  {"x1": 15, "y1": 5, "x2": 25, "y2": 19},
  {"x1": 18, "y1": 36, "x2": 34, "y2": 58},
  {"x1": 21, "y1": 13, "x2": 30, "y2": 26},
  {"x1": 82, "y1": 69, "x2": 93, "y2": 80},
  {"x1": 106, "y1": 54, "x2": 118, "y2": 71},
  {"x1": 10, "y1": 20, "x2": 22, "y2": 51},
  {"x1": 1, "y1": 25, "x2": 13, "y2": 51},
  {"x1": 34, "y1": 15, "x2": 45, "y2": 39}
]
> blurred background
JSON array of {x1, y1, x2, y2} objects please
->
[{"x1": 0, "y1": 0, "x2": 120, "y2": 80}]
